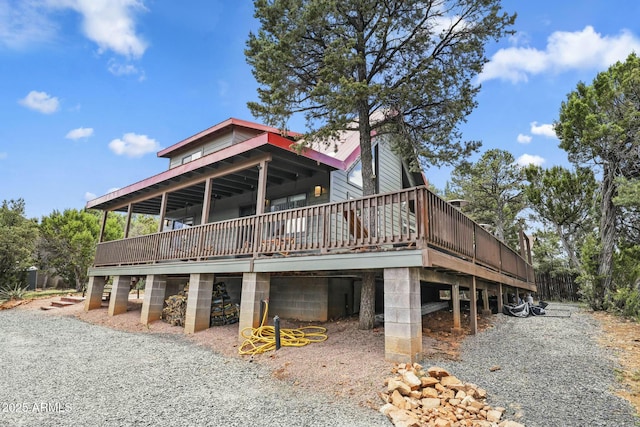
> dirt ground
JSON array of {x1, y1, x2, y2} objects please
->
[
  {"x1": 592, "y1": 311, "x2": 640, "y2": 413},
  {"x1": 5, "y1": 295, "x2": 640, "y2": 414}
]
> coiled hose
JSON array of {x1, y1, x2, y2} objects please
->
[{"x1": 238, "y1": 301, "x2": 327, "y2": 355}]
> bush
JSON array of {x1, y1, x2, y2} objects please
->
[
  {"x1": 0, "y1": 282, "x2": 29, "y2": 301},
  {"x1": 609, "y1": 287, "x2": 640, "y2": 320}
]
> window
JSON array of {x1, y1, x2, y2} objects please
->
[
  {"x1": 347, "y1": 145, "x2": 378, "y2": 190},
  {"x1": 181, "y1": 150, "x2": 203, "y2": 164},
  {"x1": 270, "y1": 193, "x2": 307, "y2": 212}
]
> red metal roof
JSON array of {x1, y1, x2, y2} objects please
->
[{"x1": 156, "y1": 117, "x2": 302, "y2": 158}]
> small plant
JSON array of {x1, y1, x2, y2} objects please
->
[
  {"x1": 632, "y1": 370, "x2": 640, "y2": 382},
  {"x1": 0, "y1": 282, "x2": 29, "y2": 301}
]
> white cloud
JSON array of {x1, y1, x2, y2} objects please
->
[
  {"x1": 107, "y1": 187, "x2": 120, "y2": 193},
  {"x1": 0, "y1": 152, "x2": 7, "y2": 160},
  {"x1": 517, "y1": 134, "x2": 532, "y2": 144},
  {"x1": 65, "y1": 127, "x2": 94, "y2": 140},
  {"x1": 84, "y1": 191, "x2": 96, "y2": 201},
  {"x1": 18, "y1": 90, "x2": 60, "y2": 114},
  {"x1": 0, "y1": 0, "x2": 58, "y2": 50},
  {"x1": 530, "y1": 122, "x2": 556, "y2": 138},
  {"x1": 479, "y1": 26, "x2": 640, "y2": 83},
  {"x1": 109, "y1": 132, "x2": 159, "y2": 157},
  {"x1": 108, "y1": 58, "x2": 145, "y2": 80},
  {"x1": 48, "y1": 0, "x2": 148, "y2": 58},
  {"x1": 516, "y1": 154, "x2": 545, "y2": 167}
]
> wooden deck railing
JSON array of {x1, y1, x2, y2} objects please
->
[{"x1": 94, "y1": 186, "x2": 533, "y2": 283}]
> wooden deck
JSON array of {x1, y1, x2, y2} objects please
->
[{"x1": 92, "y1": 186, "x2": 534, "y2": 290}]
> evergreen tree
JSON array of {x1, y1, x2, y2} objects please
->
[
  {"x1": 524, "y1": 165, "x2": 596, "y2": 272},
  {"x1": 556, "y1": 53, "x2": 640, "y2": 309},
  {"x1": 447, "y1": 149, "x2": 525, "y2": 246},
  {"x1": 0, "y1": 199, "x2": 38, "y2": 291},
  {"x1": 246, "y1": 0, "x2": 515, "y2": 328}
]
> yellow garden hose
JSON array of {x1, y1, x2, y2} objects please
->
[{"x1": 238, "y1": 301, "x2": 328, "y2": 355}]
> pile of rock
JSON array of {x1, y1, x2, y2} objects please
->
[{"x1": 380, "y1": 363, "x2": 524, "y2": 427}]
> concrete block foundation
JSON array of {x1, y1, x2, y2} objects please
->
[
  {"x1": 85, "y1": 276, "x2": 105, "y2": 311},
  {"x1": 383, "y1": 267, "x2": 422, "y2": 363},
  {"x1": 140, "y1": 274, "x2": 167, "y2": 325},
  {"x1": 108, "y1": 276, "x2": 131, "y2": 316},
  {"x1": 184, "y1": 273, "x2": 214, "y2": 334}
]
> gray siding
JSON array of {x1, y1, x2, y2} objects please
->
[
  {"x1": 377, "y1": 138, "x2": 403, "y2": 193},
  {"x1": 168, "y1": 128, "x2": 254, "y2": 169},
  {"x1": 329, "y1": 136, "x2": 402, "y2": 202},
  {"x1": 330, "y1": 170, "x2": 363, "y2": 202},
  {"x1": 233, "y1": 128, "x2": 261, "y2": 144}
]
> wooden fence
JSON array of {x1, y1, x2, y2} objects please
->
[{"x1": 534, "y1": 272, "x2": 579, "y2": 301}]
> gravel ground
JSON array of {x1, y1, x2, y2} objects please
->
[
  {"x1": 1, "y1": 302, "x2": 638, "y2": 427},
  {"x1": 0, "y1": 309, "x2": 391, "y2": 427},
  {"x1": 435, "y1": 302, "x2": 638, "y2": 427}
]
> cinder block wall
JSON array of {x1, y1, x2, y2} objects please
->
[
  {"x1": 327, "y1": 278, "x2": 355, "y2": 319},
  {"x1": 268, "y1": 277, "x2": 329, "y2": 321}
]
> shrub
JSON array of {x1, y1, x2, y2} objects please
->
[
  {"x1": 0, "y1": 282, "x2": 29, "y2": 301},
  {"x1": 609, "y1": 287, "x2": 640, "y2": 320}
]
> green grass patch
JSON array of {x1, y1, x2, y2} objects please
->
[{"x1": 23, "y1": 289, "x2": 79, "y2": 300}]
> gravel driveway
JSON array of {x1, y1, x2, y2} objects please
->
[
  {"x1": 0, "y1": 309, "x2": 391, "y2": 427},
  {"x1": 1, "y1": 303, "x2": 638, "y2": 427},
  {"x1": 437, "y1": 303, "x2": 638, "y2": 427}
]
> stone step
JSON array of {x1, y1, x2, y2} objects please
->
[
  {"x1": 60, "y1": 296, "x2": 84, "y2": 304},
  {"x1": 50, "y1": 301, "x2": 76, "y2": 308}
]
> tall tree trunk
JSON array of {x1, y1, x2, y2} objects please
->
[
  {"x1": 557, "y1": 225, "x2": 580, "y2": 271},
  {"x1": 357, "y1": 98, "x2": 377, "y2": 330},
  {"x1": 359, "y1": 271, "x2": 376, "y2": 329},
  {"x1": 597, "y1": 164, "x2": 617, "y2": 309}
]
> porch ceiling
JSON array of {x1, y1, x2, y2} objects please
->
[{"x1": 95, "y1": 143, "x2": 336, "y2": 215}]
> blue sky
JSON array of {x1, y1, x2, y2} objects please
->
[{"x1": 1, "y1": 0, "x2": 639, "y2": 220}]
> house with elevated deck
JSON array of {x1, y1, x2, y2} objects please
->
[{"x1": 84, "y1": 117, "x2": 535, "y2": 363}]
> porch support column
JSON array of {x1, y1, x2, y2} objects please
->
[
  {"x1": 238, "y1": 273, "x2": 271, "y2": 342},
  {"x1": 98, "y1": 211, "x2": 108, "y2": 243},
  {"x1": 124, "y1": 203, "x2": 133, "y2": 238},
  {"x1": 383, "y1": 267, "x2": 422, "y2": 363},
  {"x1": 108, "y1": 275, "x2": 131, "y2": 316},
  {"x1": 184, "y1": 273, "x2": 214, "y2": 334},
  {"x1": 470, "y1": 277, "x2": 478, "y2": 335},
  {"x1": 497, "y1": 283, "x2": 504, "y2": 313},
  {"x1": 451, "y1": 282, "x2": 461, "y2": 330},
  {"x1": 255, "y1": 160, "x2": 269, "y2": 215},
  {"x1": 481, "y1": 286, "x2": 491, "y2": 316},
  {"x1": 140, "y1": 274, "x2": 166, "y2": 325},
  {"x1": 201, "y1": 178, "x2": 213, "y2": 225},
  {"x1": 85, "y1": 276, "x2": 106, "y2": 311},
  {"x1": 158, "y1": 192, "x2": 168, "y2": 232}
]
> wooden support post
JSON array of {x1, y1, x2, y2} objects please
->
[
  {"x1": 158, "y1": 192, "x2": 167, "y2": 232},
  {"x1": 98, "y1": 211, "x2": 108, "y2": 243},
  {"x1": 481, "y1": 286, "x2": 491, "y2": 315},
  {"x1": 255, "y1": 160, "x2": 268, "y2": 215},
  {"x1": 124, "y1": 203, "x2": 133, "y2": 238},
  {"x1": 201, "y1": 178, "x2": 212, "y2": 225},
  {"x1": 470, "y1": 277, "x2": 478, "y2": 335},
  {"x1": 451, "y1": 282, "x2": 461, "y2": 331},
  {"x1": 497, "y1": 283, "x2": 504, "y2": 313}
]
